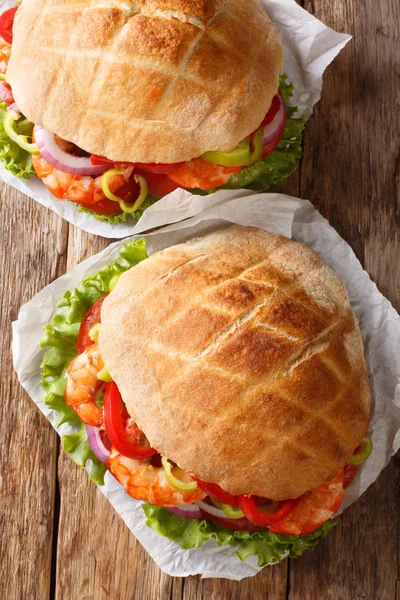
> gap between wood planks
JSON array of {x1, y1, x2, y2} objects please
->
[{"x1": 50, "y1": 440, "x2": 61, "y2": 600}]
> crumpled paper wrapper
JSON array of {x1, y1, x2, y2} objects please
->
[
  {"x1": 12, "y1": 193, "x2": 400, "y2": 579},
  {"x1": 0, "y1": 0, "x2": 350, "y2": 238}
]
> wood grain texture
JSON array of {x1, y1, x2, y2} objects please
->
[
  {"x1": 0, "y1": 0, "x2": 399, "y2": 597},
  {"x1": 0, "y1": 189, "x2": 68, "y2": 600}
]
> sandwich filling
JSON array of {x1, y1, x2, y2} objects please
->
[
  {"x1": 0, "y1": 4, "x2": 305, "y2": 224},
  {"x1": 40, "y1": 239, "x2": 372, "y2": 565}
]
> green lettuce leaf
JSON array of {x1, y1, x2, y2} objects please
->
[
  {"x1": 40, "y1": 238, "x2": 148, "y2": 483},
  {"x1": 143, "y1": 504, "x2": 336, "y2": 566},
  {"x1": 62, "y1": 421, "x2": 107, "y2": 487},
  {"x1": 0, "y1": 101, "x2": 35, "y2": 178}
]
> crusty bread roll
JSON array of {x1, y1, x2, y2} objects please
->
[
  {"x1": 99, "y1": 226, "x2": 370, "y2": 500},
  {"x1": 7, "y1": 0, "x2": 283, "y2": 163}
]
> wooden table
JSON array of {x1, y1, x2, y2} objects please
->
[{"x1": 1, "y1": 1, "x2": 399, "y2": 598}]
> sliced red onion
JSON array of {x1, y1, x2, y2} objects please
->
[
  {"x1": 34, "y1": 126, "x2": 110, "y2": 176},
  {"x1": 7, "y1": 102, "x2": 20, "y2": 113},
  {"x1": 86, "y1": 425, "x2": 110, "y2": 463},
  {"x1": 167, "y1": 503, "x2": 203, "y2": 519},
  {"x1": 196, "y1": 499, "x2": 228, "y2": 519},
  {"x1": 262, "y1": 91, "x2": 286, "y2": 145}
]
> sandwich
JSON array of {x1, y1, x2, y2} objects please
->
[
  {"x1": 40, "y1": 226, "x2": 372, "y2": 565},
  {"x1": 0, "y1": 1, "x2": 305, "y2": 223}
]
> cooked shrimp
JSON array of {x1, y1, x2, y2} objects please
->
[
  {"x1": 64, "y1": 344, "x2": 104, "y2": 427},
  {"x1": 31, "y1": 154, "x2": 122, "y2": 216},
  {"x1": 169, "y1": 157, "x2": 241, "y2": 190},
  {"x1": 0, "y1": 41, "x2": 11, "y2": 74},
  {"x1": 269, "y1": 469, "x2": 345, "y2": 536},
  {"x1": 0, "y1": 42, "x2": 14, "y2": 104},
  {"x1": 108, "y1": 448, "x2": 206, "y2": 507}
]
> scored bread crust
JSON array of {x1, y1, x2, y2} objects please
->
[
  {"x1": 99, "y1": 226, "x2": 370, "y2": 500},
  {"x1": 7, "y1": 0, "x2": 283, "y2": 163}
]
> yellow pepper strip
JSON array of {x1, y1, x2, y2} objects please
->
[
  {"x1": 4, "y1": 110, "x2": 39, "y2": 154},
  {"x1": 348, "y1": 436, "x2": 373, "y2": 466},
  {"x1": 249, "y1": 127, "x2": 264, "y2": 163},
  {"x1": 210, "y1": 498, "x2": 245, "y2": 519},
  {"x1": 101, "y1": 168, "x2": 125, "y2": 202},
  {"x1": 201, "y1": 138, "x2": 251, "y2": 167},
  {"x1": 97, "y1": 365, "x2": 113, "y2": 382},
  {"x1": 0, "y1": 74, "x2": 6, "y2": 81},
  {"x1": 161, "y1": 456, "x2": 198, "y2": 492},
  {"x1": 119, "y1": 175, "x2": 148, "y2": 213},
  {"x1": 88, "y1": 323, "x2": 101, "y2": 342},
  {"x1": 101, "y1": 168, "x2": 148, "y2": 214}
]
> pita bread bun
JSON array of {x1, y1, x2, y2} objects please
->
[
  {"x1": 7, "y1": 0, "x2": 283, "y2": 163},
  {"x1": 99, "y1": 226, "x2": 370, "y2": 500}
]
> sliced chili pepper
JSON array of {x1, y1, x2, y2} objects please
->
[
  {"x1": 103, "y1": 381, "x2": 157, "y2": 459},
  {"x1": 348, "y1": 436, "x2": 372, "y2": 466},
  {"x1": 237, "y1": 494, "x2": 301, "y2": 527}
]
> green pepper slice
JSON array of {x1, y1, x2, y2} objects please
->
[
  {"x1": 161, "y1": 456, "x2": 198, "y2": 492},
  {"x1": 210, "y1": 497, "x2": 245, "y2": 519},
  {"x1": 4, "y1": 110, "x2": 39, "y2": 154},
  {"x1": 348, "y1": 436, "x2": 372, "y2": 465},
  {"x1": 201, "y1": 138, "x2": 251, "y2": 167}
]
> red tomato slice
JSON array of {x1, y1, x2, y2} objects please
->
[
  {"x1": 135, "y1": 168, "x2": 181, "y2": 197},
  {"x1": 194, "y1": 479, "x2": 239, "y2": 505},
  {"x1": 134, "y1": 162, "x2": 183, "y2": 175},
  {"x1": 0, "y1": 80, "x2": 13, "y2": 104},
  {"x1": 104, "y1": 382, "x2": 157, "y2": 459},
  {"x1": 0, "y1": 6, "x2": 17, "y2": 44},
  {"x1": 198, "y1": 510, "x2": 261, "y2": 531},
  {"x1": 77, "y1": 295, "x2": 108, "y2": 354}
]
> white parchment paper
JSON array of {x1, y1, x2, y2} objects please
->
[
  {"x1": 12, "y1": 193, "x2": 400, "y2": 580},
  {"x1": 0, "y1": 0, "x2": 350, "y2": 238}
]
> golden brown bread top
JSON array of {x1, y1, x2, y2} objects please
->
[
  {"x1": 7, "y1": 0, "x2": 283, "y2": 163},
  {"x1": 99, "y1": 226, "x2": 370, "y2": 500}
]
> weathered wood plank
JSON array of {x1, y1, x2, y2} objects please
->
[
  {"x1": 2, "y1": 0, "x2": 399, "y2": 595},
  {"x1": 289, "y1": 0, "x2": 400, "y2": 598},
  {"x1": 181, "y1": 561, "x2": 289, "y2": 600},
  {"x1": 0, "y1": 189, "x2": 69, "y2": 600}
]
